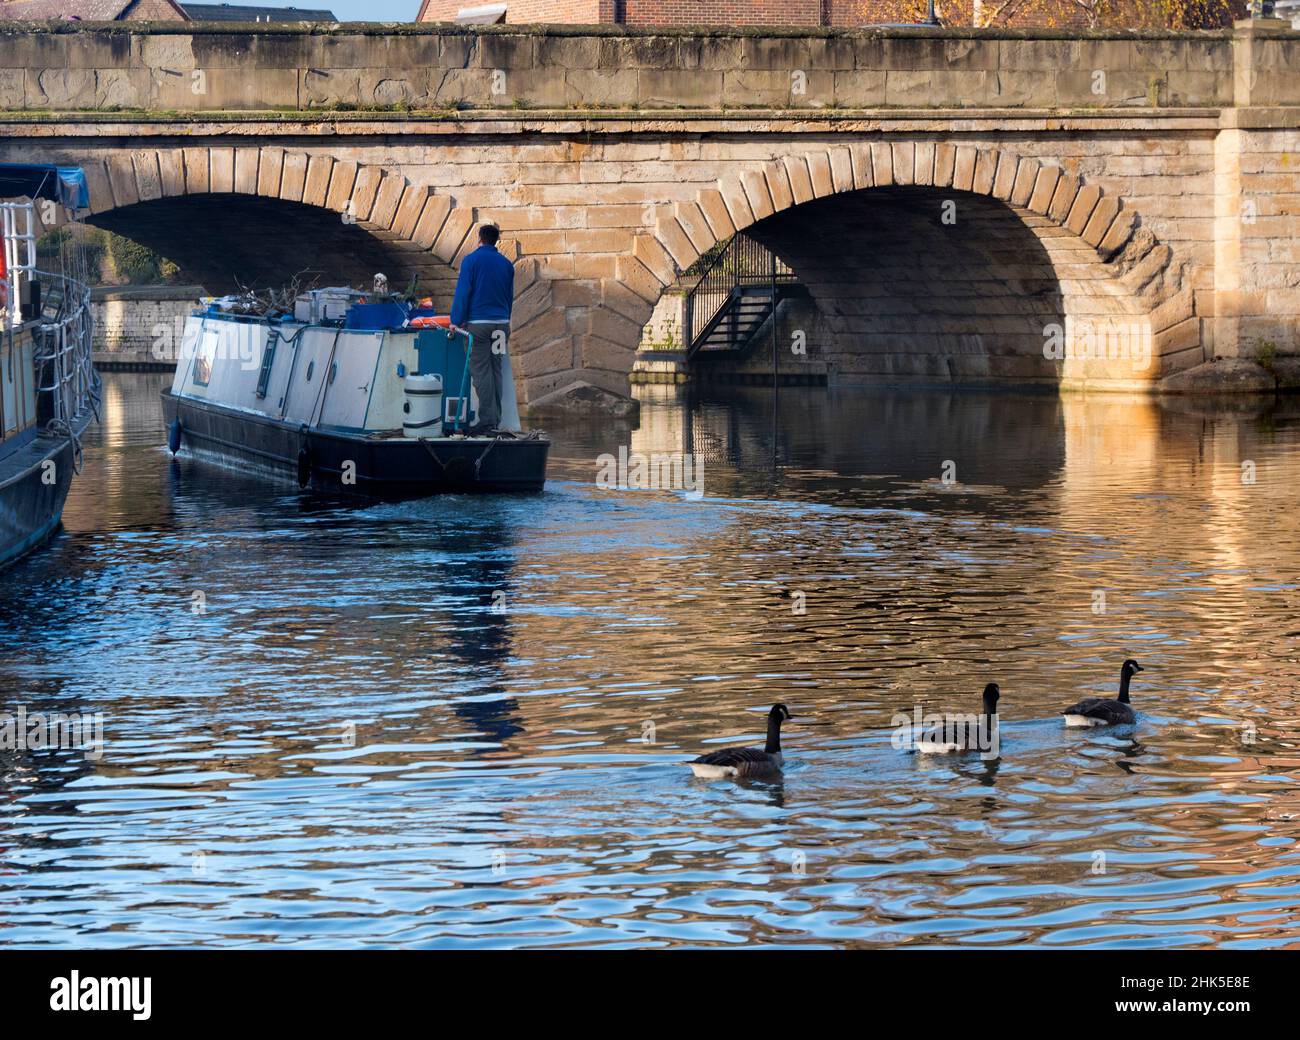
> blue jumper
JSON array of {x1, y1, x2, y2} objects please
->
[{"x1": 450, "y1": 244, "x2": 515, "y2": 327}]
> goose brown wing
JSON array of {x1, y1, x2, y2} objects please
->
[
  {"x1": 1063, "y1": 697, "x2": 1134, "y2": 723},
  {"x1": 692, "y1": 746, "x2": 769, "y2": 768},
  {"x1": 1063, "y1": 696, "x2": 1108, "y2": 716}
]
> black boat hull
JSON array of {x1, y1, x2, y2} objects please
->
[
  {"x1": 0, "y1": 424, "x2": 81, "y2": 571},
  {"x1": 161, "y1": 390, "x2": 549, "y2": 496}
]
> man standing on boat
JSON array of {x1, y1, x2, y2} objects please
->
[{"x1": 449, "y1": 223, "x2": 514, "y2": 436}]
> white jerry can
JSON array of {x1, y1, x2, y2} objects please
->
[{"x1": 402, "y1": 373, "x2": 444, "y2": 438}]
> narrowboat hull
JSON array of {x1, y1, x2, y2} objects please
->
[
  {"x1": 2, "y1": 164, "x2": 99, "y2": 570},
  {"x1": 0, "y1": 417, "x2": 85, "y2": 571},
  {"x1": 162, "y1": 390, "x2": 549, "y2": 496}
]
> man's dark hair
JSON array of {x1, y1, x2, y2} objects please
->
[{"x1": 479, "y1": 224, "x2": 501, "y2": 246}]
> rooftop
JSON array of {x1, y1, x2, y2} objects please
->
[{"x1": 180, "y1": 2, "x2": 337, "y2": 19}]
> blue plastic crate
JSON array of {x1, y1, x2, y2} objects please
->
[{"x1": 345, "y1": 302, "x2": 409, "y2": 330}]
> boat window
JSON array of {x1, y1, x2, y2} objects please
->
[
  {"x1": 192, "y1": 330, "x2": 219, "y2": 387},
  {"x1": 305, "y1": 361, "x2": 315, "y2": 382}
]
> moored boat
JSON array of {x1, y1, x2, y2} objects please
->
[
  {"x1": 0, "y1": 163, "x2": 98, "y2": 571},
  {"x1": 161, "y1": 286, "x2": 549, "y2": 496}
]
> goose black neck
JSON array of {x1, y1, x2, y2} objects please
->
[
  {"x1": 765, "y1": 715, "x2": 783, "y2": 754},
  {"x1": 982, "y1": 693, "x2": 998, "y2": 716},
  {"x1": 1118, "y1": 669, "x2": 1133, "y2": 704}
]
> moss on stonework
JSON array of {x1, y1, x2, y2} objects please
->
[
  {"x1": 0, "y1": 101, "x2": 1216, "y2": 124},
  {"x1": 0, "y1": 104, "x2": 1217, "y2": 123},
  {"x1": 0, "y1": 21, "x2": 1240, "y2": 42}
]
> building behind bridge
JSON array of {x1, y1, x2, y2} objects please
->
[
  {"x1": 0, "y1": 0, "x2": 336, "y2": 19},
  {"x1": 180, "y1": 2, "x2": 337, "y2": 20},
  {"x1": 416, "y1": 0, "x2": 1249, "y2": 29},
  {"x1": 0, "y1": 0, "x2": 189, "y2": 19}
]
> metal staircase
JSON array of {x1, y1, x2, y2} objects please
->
[{"x1": 684, "y1": 233, "x2": 804, "y2": 362}]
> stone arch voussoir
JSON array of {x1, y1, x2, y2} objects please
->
[
  {"x1": 79, "y1": 146, "x2": 481, "y2": 269},
  {"x1": 637, "y1": 143, "x2": 1200, "y2": 385}
]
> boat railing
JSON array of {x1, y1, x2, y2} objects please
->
[
  {"x1": 2, "y1": 200, "x2": 38, "y2": 333},
  {"x1": 3, "y1": 199, "x2": 98, "y2": 463},
  {"x1": 32, "y1": 266, "x2": 98, "y2": 440}
]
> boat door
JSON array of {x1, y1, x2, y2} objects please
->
[
  {"x1": 317, "y1": 331, "x2": 384, "y2": 431},
  {"x1": 281, "y1": 329, "x2": 340, "y2": 425}
]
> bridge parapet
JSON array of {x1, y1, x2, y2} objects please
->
[{"x1": 0, "y1": 24, "x2": 1297, "y2": 115}]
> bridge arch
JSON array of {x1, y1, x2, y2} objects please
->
[
  {"x1": 71, "y1": 148, "x2": 473, "y2": 292},
  {"x1": 65, "y1": 146, "x2": 550, "y2": 333},
  {"x1": 64, "y1": 145, "x2": 557, "y2": 386},
  {"x1": 608, "y1": 143, "x2": 1199, "y2": 393}
]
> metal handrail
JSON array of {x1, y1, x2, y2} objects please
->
[
  {"x1": 682, "y1": 233, "x2": 795, "y2": 354},
  {"x1": 32, "y1": 266, "x2": 98, "y2": 448},
  {"x1": 2, "y1": 201, "x2": 38, "y2": 332},
  {"x1": 3, "y1": 201, "x2": 98, "y2": 457},
  {"x1": 447, "y1": 327, "x2": 473, "y2": 434}
]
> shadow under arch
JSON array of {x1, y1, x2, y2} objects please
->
[
  {"x1": 744, "y1": 185, "x2": 1069, "y2": 386},
  {"x1": 628, "y1": 144, "x2": 1198, "y2": 392},
  {"x1": 89, "y1": 193, "x2": 445, "y2": 295},
  {"x1": 53, "y1": 147, "x2": 483, "y2": 301},
  {"x1": 48, "y1": 146, "x2": 559, "y2": 386}
]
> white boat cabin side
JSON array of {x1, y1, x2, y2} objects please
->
[{"x1": 172, "y1": 313, "x2": 476, "y2": 437}]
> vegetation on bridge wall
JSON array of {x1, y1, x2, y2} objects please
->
[{"x1": 865, "y1": 0, "x2": 1247, "y2": 29}]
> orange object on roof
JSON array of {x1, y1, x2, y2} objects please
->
[{"x1": 409, "y1": 314, "x2": 452, "y2": 329}]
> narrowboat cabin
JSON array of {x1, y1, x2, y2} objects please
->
[{"x1": 161, "y1": 285, "x2": 549, "y2": 497}]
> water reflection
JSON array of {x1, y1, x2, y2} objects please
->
[{"x1": 2, "y1": 373, "x2": 1300, "y2": 948}]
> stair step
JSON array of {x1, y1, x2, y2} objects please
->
[{"x1": 682, "y1": 233, "x2": 802, "y2": 362}]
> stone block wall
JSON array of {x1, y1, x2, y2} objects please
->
[
  {"x1": 1216, "y1": 123, "x2": 1300, "y2": 360},
  {"x1": 641, "y1": 289, "x2": 684, "y2": 350},
  {"x1": 7, "y1": 124, "x2": 1267, "y2": 399},
  {"x1": 0, "y1": 25, "x2": 1283, "y2": 113},
  {"x1": 92, "y1": 284, "x2": 204, "y2": 367}
]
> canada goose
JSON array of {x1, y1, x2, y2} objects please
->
[
  {"x1": 915, "y1": 683, "x2": 1001, "y2": 754},
  {"x1": 1062, "y1": 659, "x2": 1143, "y2": 727},
  {"x1": 689, "y1": 703, "x2": 794, "y2": 778}
]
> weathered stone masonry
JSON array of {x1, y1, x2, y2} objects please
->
[
  {"x1": 91, "y1": 284, "x2": 203, "y2": 366},
  {"x1": 0, "y1": 22, "x2": 1297, "y2": 401}
]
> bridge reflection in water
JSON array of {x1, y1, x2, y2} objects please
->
[{"x1": 2, "y1": 372, "x2": 1300, "y2": 949}]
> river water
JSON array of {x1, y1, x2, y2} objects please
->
[{"x1": 2, "y1": 371, "x2": 1299, "y2": 949}]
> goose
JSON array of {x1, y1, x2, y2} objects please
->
[
  {"x1": 1062, "y1": 659, "x2": 1143, "y2": 727},
  {"x1": 915, "y1": 683, "x2": 1001, "y2": 754},
  {"x1": 689, "y1": 703, "x2": 794, "y2": 778}
]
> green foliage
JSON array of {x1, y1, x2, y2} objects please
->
[
  {"x1": 107, "y1": 233, "x2": 167, "y2": 284},
  {"x1": 1254, "y1": 337, "x2": 1278, "y2": 372},
  {"x1": 36, "y1": 225, "x2": 181, "y2": 286},
  {"x1": 36, "y1": 224, "x2": 107, "y2": 277},
  {"x1": 641, "y1": 310, "x2": 683, "y2": 351}
]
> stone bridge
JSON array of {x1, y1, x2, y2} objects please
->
[{"x1": 1, "y1": 21, "x2": 1298, "y2": 406}]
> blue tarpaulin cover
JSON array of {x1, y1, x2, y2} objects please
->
[{"x1": 0, "y1": 163, "x2": 90, "y2": 209}]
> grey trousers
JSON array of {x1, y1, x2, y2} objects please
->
[{"x1": 466, "y1": 321, "x2": 509, "y2": 429}]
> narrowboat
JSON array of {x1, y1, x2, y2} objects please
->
[
  {"x1": 161, "y1": 287, "x2": 549, "y2": 496},
  {"x1": 0, "y1": 163, "x2": 98, "y2": 571}
]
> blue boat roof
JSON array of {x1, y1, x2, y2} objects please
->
[{"x1": 0, "y1": 163, "x2": 90, "y2": 210}]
